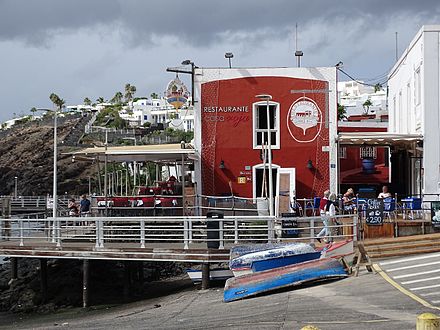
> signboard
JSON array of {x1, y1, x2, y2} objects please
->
[
  {"x1": 165, "y1": 76, "x2": 190, "y2": 110},
  {"x1": 237, "y1": 176, "x2": 246, "y2": 184},
  {"x1": 365, "y1": 198, "x2": 384, "y2": 225},
  {"x1": 431, "y1": 201, "x2": 440, "y2": 227}
]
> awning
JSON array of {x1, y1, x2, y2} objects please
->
[
  {"x1": 337, "y1": 132, "x2": 423, "y2": 146},
  {"x1": 70, "y1": 143, "x2": 198, "y2": 163}
]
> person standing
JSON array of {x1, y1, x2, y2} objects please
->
[
  {"x1": 68, "y1": 198, "x2": 79, "y2": 217},
  {"x1": 319, "y1": 190, "x2": 330, "y2": 216},
  {"x1": 80, "y1": 194, "x2": 91, "y2": 217},
  {"x1": 317, "y1": 193, "x2": 336, "y2": 243}
]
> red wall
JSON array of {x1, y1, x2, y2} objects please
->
[{"x1": 200, "y1": 76, "x2": 331, "y2": 198}]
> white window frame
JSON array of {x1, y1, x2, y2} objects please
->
[
  {"x1": 415, "y1": 67, "x2": 421, "y2": 106},
  {"x1": 252, "y1": 101, "x2": 280, "y2": 150},
  {"x1": 360, "y1": 146, "x2": 377, "y2": 159},
  {"x1": 339, "y1": 147, "x2": 347, "y2": 159}
]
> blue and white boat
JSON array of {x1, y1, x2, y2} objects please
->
[
  {"x1": 224, "y1": 258, "x2": 347, "y2": 303},
  {"x1": 229, "y1": 242, "x2": 316, "y2": 277}
]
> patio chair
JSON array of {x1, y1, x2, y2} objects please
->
[{"x1": 383, "y1": 197, "x2": 397, "y2": 220}]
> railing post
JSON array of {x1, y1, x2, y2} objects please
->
[
  {"x1": 56, "y1": 219, "x2": 61, "y2": 247},
  {"x1": 183, "y1": 218, "x2": 189, "y2": 249},
  {"x1": 353, "y1": 215, "x2": 358, "y2": 242},
  {"x1": 95, "y1": 218, "x2": 100, "y2": 249},
  {"x1": 99, "y1": 218, "x2": 104, "y2": 248},
  {"x1": 310, "y1": 217, "x2": 315, "y2": 244},
  {"x1": 188, "y1": 217, "x2": 193, "y2": 244},
  {"x1": 268, "y1": 216, "x2": 274, "y2": 242},
  {"x1": 219, "y1": 218, "x2": 224, "y2": 249},
  {"x1": 234, "y1": 218, "x2": 239, "y2": 244},
  {"x1": 19, "y1": 219, "x2": 24, "y2": 247},
  {"x1": 140, "y1": 219, "x2": 145, "y2": 248}
]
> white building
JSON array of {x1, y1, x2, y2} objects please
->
[
  {"x1": 388, "y1": 25, "x2": 440, "y2": 197},
  {"x1": 338, "y1": 81, "x2": 387, "y2": 118},
  {"x1": 120, "y1": 98, "x2": 194, "y2": 131}
]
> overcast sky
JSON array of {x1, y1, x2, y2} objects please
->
[{"x1": 1, "y1": 0, "x2": 439, "y2": 122}]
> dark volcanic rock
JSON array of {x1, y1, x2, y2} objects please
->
[{"x1": 0, "y1": 116, "x2": 95, "y2": 196}]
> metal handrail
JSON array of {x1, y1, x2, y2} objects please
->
[{"x1": 0, "y1": 214, "x2": 357, "y2": 250}]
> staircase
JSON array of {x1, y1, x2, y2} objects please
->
[
  {"x1": 363, "y1": 233, "x2": 440, "y2": 259},
  {"x1": 63, "y1": 114, "x2": 91, "y2": 146}
]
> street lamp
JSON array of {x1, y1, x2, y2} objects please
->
[
  {"x1": 33, "y1": 107, "x2": 58, "y2": 244},
  {"x1": 181, "y1": 60, "x2": 195, "y2": 106},
  {"x1": 225, "y1": 52, "x2": 233, "y2": 68},
  {"x1": 255, "y1": 94, "x2": 274, "y2": 217}
]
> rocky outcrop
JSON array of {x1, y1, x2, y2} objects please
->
[{"x1": 0, "y1": 116, "x2": 95, "y2": 196}]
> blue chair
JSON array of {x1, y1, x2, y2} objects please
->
[
  {"x1": 383, "y1": 197, "x2": 396, "y2": 220},
  {"x1": 308, "y1": 197, "x2": 321, "y2": 216},
  {"x1": 407, "y1": 197, "x2": 422, "y2": 219}
]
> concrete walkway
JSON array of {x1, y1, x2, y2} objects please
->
[{"x1": 1, "y1": 269, "x2": 433, "y2": 330}]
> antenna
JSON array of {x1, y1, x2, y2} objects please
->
[{"x1": 294, "y1": 23, "x2": 303, "y2": 67}]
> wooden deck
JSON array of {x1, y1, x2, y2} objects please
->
[{"x1": 0, "y1": 240, "x2": 231, "y2": 263}]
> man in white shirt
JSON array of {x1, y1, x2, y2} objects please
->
[{"x1": 378, "y1": 185, "x2": 392, "y2": 199}]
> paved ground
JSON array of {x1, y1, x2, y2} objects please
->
[
  {"x1": 376, "y1": 252, "x2": 440, "y2": 308},
  {"x1": 0, "y1": 266, "x2": 434, "y2": 330}
]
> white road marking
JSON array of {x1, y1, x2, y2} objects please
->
[
  {"x1": 387, "y1": 260, "x2": 440, "y2": 272},
  {"x1": 379, "y1": 253, "x2": 440, "y2": 266},
  {"x1": 401, "y1": 275, "x2": 440, "y2": 285},
  {"x1": 394, "y1": 269, "x2": 440, "y2": 279},
  {"x1": 410, "y1": 283, "x2": 440, "y2": 291},
  {"x1": 420, "y1": 292, "x2": 440, "y2": 297},
  {"x1": 432, "y1": 300, "x2": 440, "y2": 304}
]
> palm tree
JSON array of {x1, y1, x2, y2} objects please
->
[
  {"x1": 111, "y1": 91, "x2": 123, "y2": 104},
  {"x1": 49, "y1": 93, "x2": 65, "y2": 111},
  {"x1": 337, "y1": 103, "x2": 347, "y2": 121},
  {"x1": 96, "y1": 97, "x2": 105, "y2": 104},
  {"x1": 124, "y1": 83, "x2": 136, "y2": 104},
  {"x1": 150, "y1": 92, "x2": 159, "y2": 99},
  {"x1": 83, "y1": 97, "x2": 92, "y2": 106},
  {"x1": 30, "y1": 107, "x2": 37, "y2": 117}
]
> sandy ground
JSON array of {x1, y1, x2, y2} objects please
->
[{"x1": 0, "y1": 270, "x2": 433, "y2": 330}]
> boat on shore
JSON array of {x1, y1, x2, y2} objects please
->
[
  {"x1": 186, "y1": 268, "x2": 233, "y2": 284},
  {"x1": 224, "y1": 258, "x2": 347, "y2": 303},
  {"x1": 229, "y1": 242, "x2": 316, "y2": 277}
]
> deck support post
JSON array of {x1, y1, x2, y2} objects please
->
[
  {"x1": 83, "y1": 259, "x2": 90, "y2": 308},
  {"x1": 40, "y1": 258, "x2": 48, "y2": 303},
  {"x1": 11, "y1": 257, "x2": 18, "y2": 280},
  {"x1": 123, "y1": 261, "x2": 131, "y2": 301},
  {"x1": 201, "y1": 263, "x2": 210, "y2": 290},
  {"x1": 137, "y1": 262, "x2": 144, "y2": 282}
]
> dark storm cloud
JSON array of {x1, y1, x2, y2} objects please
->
[{"x1": 1, "y1": 0, "x2": 439, "y2": 47}]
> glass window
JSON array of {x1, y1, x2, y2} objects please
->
[{"x1": 253, "y1": 103, "x2": 279, "y2": 149}]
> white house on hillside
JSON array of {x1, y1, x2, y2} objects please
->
[
  {"x1": 338, "y1": 81, "x2": 386, "y2": 118},
  {"x1": 119, "y1": 98, "x2": 194, "y2": 131}
]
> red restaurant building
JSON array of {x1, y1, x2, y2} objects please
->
[{"x1": 193, "y1": 67, "x2": 338, "y2": 212}]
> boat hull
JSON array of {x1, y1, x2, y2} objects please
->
[
  {"x1": 230, "y1": 243, "x2": 315, "y2": 272},
  {"x1": 251, "y1": 251, "x2": 322, "y2": 272},
  {"x1": 187, "y1": 268, "x2": 233, "y2": 283},
  {"x1": 224, "y1": 258, "x2": 347, "y2": 303}
]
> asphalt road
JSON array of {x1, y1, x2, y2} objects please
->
[
  {"x1": 1, "y1": 266, "x2": 434, "y2": 330},
  {"x1": 376, "y1": 252, "x2": 440, "y2": 308}
]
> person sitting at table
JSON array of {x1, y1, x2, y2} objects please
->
[
  {"x1": 342, "y1": 188, "x2": 356, "y2": 212},
  {"x1": 378, "y1": 185, "x2": 392, "y2": 199}
]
